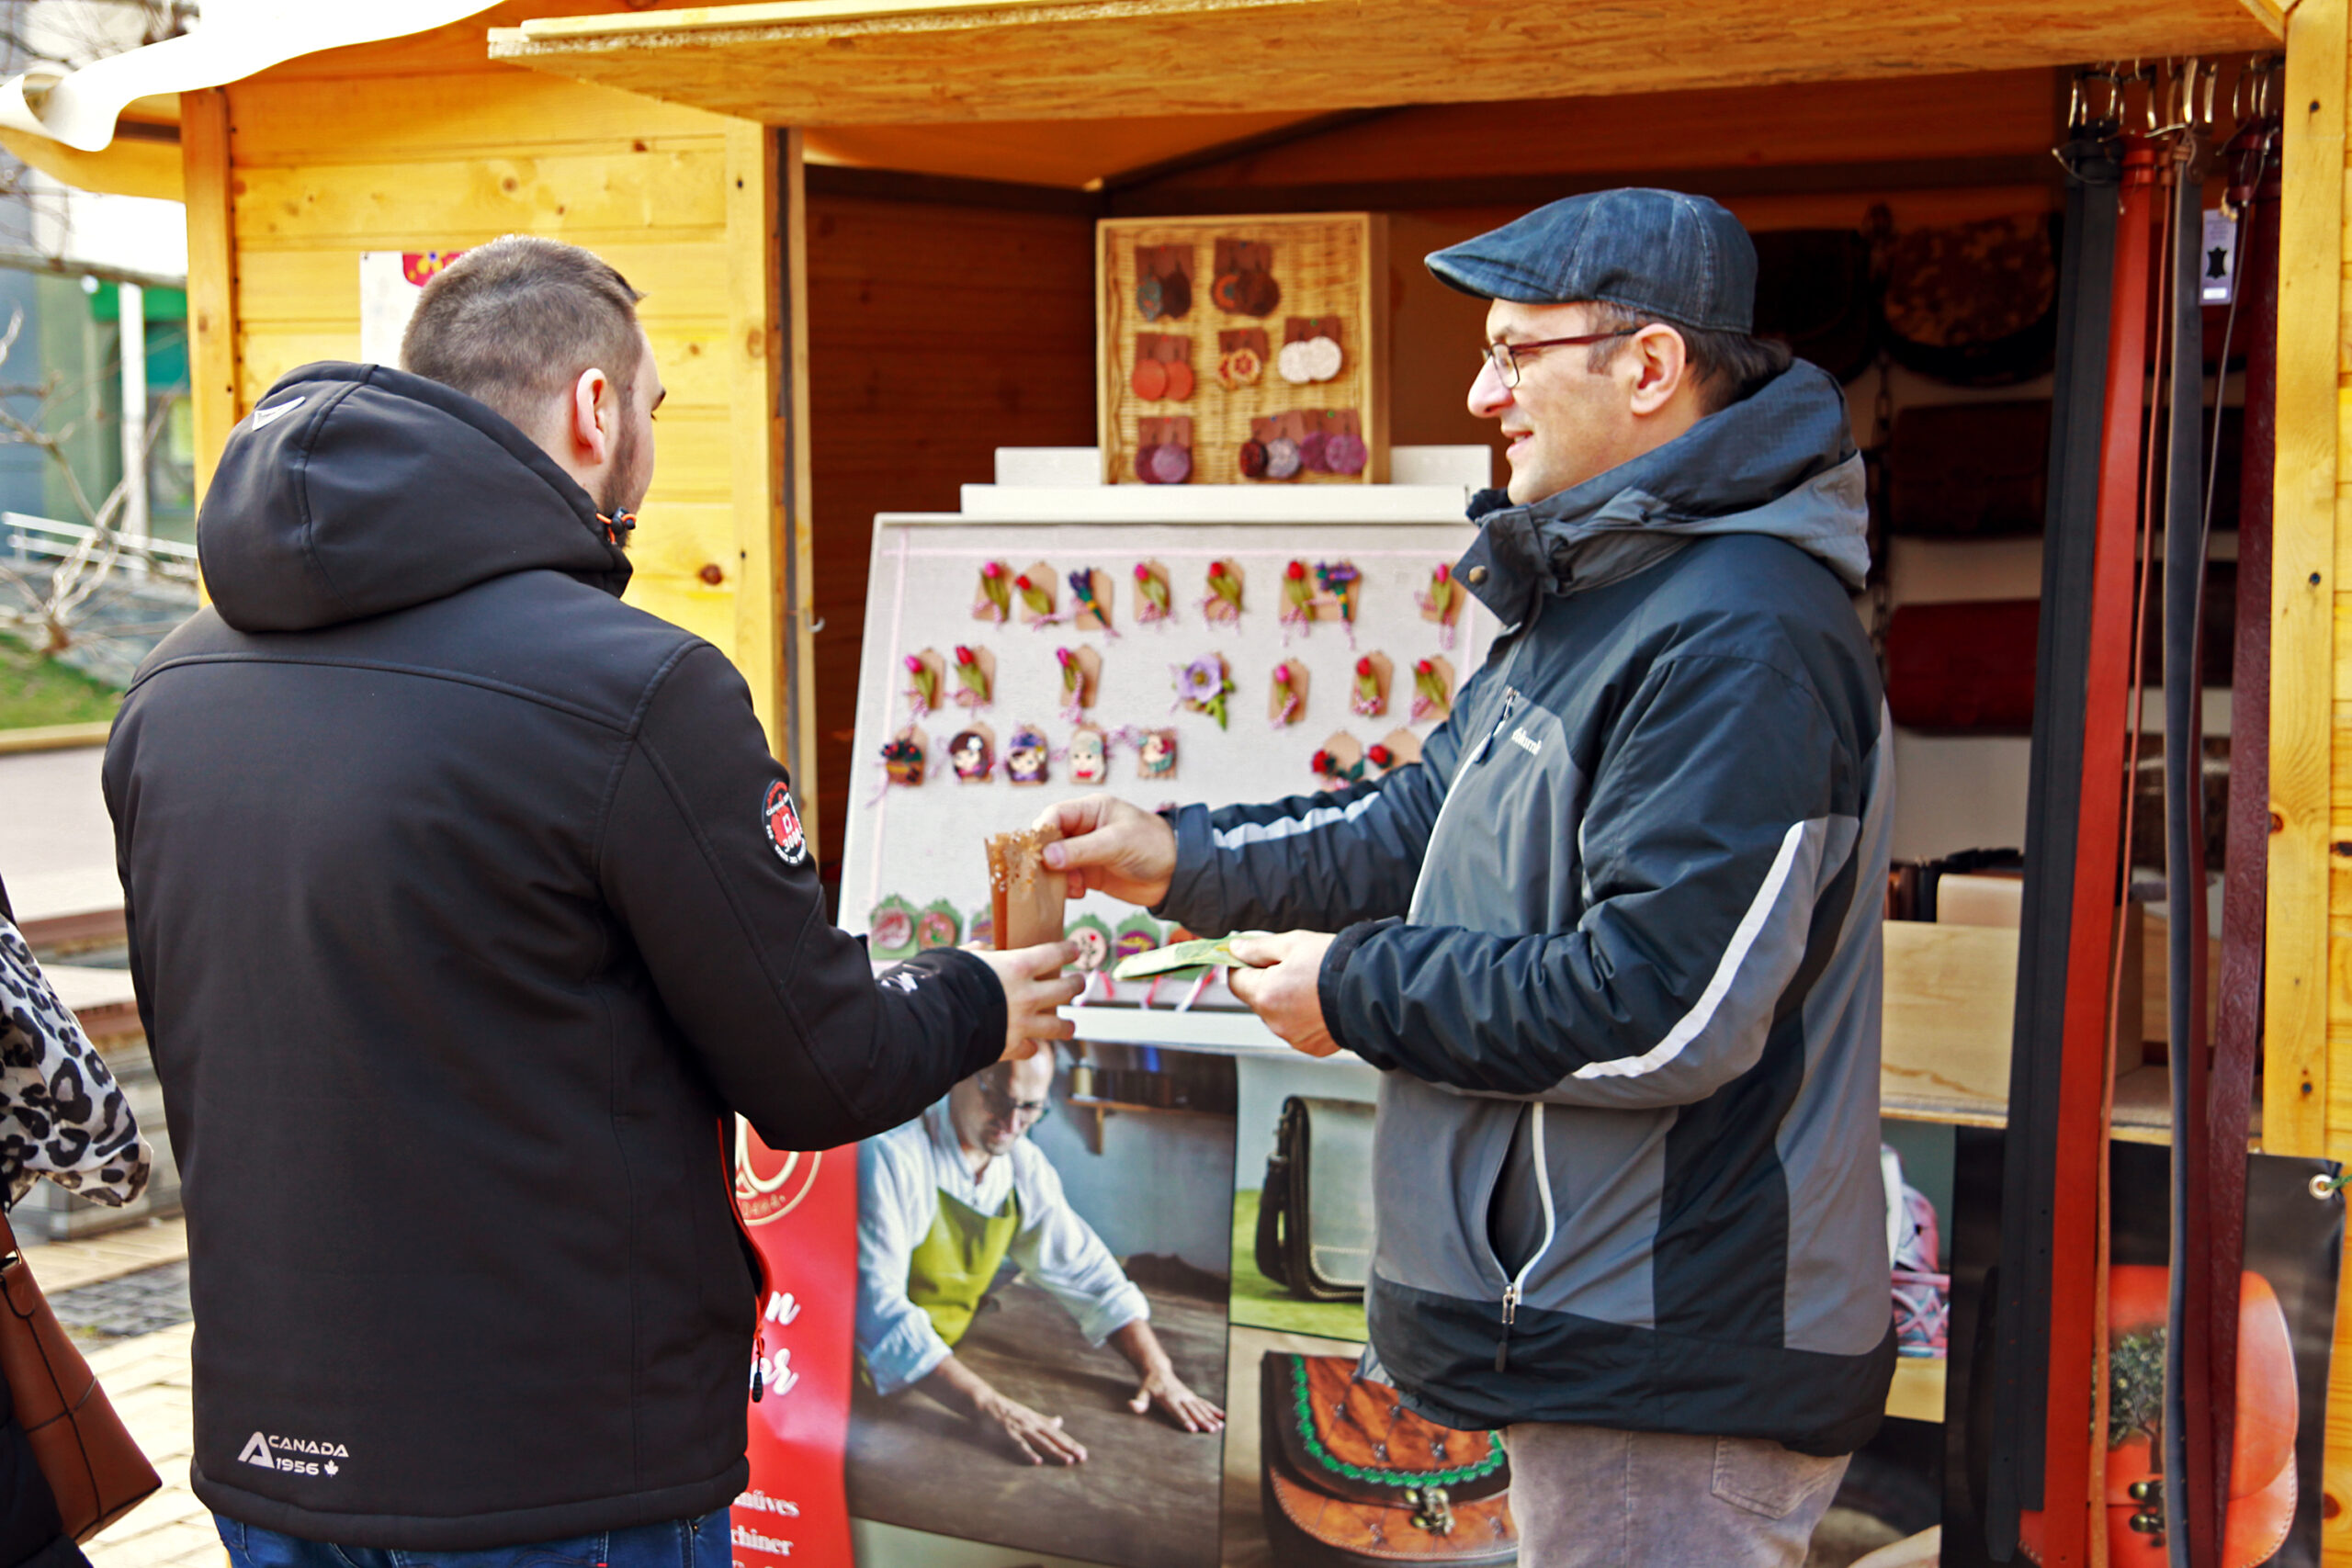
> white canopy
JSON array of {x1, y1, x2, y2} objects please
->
[{"x1": 0, "y1": 0, "x2": 502, "y2": 152}]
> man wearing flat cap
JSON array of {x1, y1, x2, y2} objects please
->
[{"x1": 1048, "y1": 189, "x2": 1892, "y2": 1565}]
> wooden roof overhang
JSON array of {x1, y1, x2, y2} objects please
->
[{"x1": 487, "y1": 0, "x2": 2283, "y2": 127}]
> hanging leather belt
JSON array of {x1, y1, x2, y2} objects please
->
[
  {"x1": 1984, "y1": 118, "x2": 2121, "y2": 1563},
  {"x1": 2160, "y1": 118, "x2": 2215, "y2": 1568},
  {"x1": 2206, "y1": 114, "x2": 2279, "y2": 1527}
]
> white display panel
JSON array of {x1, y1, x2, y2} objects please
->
[{"x1": 840, "y1": 493, "x2": 1501, "y2": 1041}]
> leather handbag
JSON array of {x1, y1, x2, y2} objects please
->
[
  {"x1": 1871, "y1": 209, "x2": 2059, "y2": 387},
  {"x1": 1882, "y1": 600, "x2": 2041, "y2": 732},
  {"x1": 1260, "y1": 1351, "x2": 1517, "y2": 1566},
  {"x1": 1255, "y1": 1096, "x2": 1374, "y2": 1301},
  {"x1": 0, "y1": 1206, "x2": 160, "y2": 1540}
]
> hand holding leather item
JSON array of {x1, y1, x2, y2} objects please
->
[
  {"x1": 975, "y1": 940, "x2": 1082, "y2": 1061},
  {"x1": 1228, "y1": 931, "x2": 1339, "y2": 1055},
  {"x1": 1037, "y1": 795, "x2": 1176, "y2": 906}
]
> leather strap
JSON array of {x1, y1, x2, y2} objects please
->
[
  {"x1": 1984, "y1": 120, "x2": 2121, "y2": 1559},
  {"x1": 2160, "y1": 127, "x2": 2217, "y2": 1568},
  {"x1": 2037, "y1": 130, "x2": 2167, "y2": 1568},
  {"x1": 2207, "y1": 120, "x2": 2280, "y2": 1517}
]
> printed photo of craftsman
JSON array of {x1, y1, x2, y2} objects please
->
[{"x1": 845, "y1": 1046, "x2": 1238, "y2": 1568}]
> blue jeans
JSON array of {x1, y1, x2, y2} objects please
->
[{"x1": 217, "y1": 1508, "x2": 731, "y2": 1568}]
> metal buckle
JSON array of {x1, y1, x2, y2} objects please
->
[{"x1": 1405, "y1": 1486, "x2": 1456, "y2": 1536}]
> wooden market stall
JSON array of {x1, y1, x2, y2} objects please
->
[{"x1": 21, "y1": 0, "x2": 2352, "y2": 1559}]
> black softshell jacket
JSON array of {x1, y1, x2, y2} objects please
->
[{"x1": 104, "y1": 364, "x2": 1005, "y2": 1550}]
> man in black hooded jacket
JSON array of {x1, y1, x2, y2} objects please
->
[{"x1": 104, "y1": 236, "x2": 1080, "y2": 1565}]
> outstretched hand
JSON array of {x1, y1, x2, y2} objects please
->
[
  {"x1": 980, "y1": 1389, "x2": 1089, "y2": 1465},
  {"x1": 1127, "y1": 1364, "x2": 1227, "y2": 1435},
  {"x1": 1035, "y1": 795, "x2": 1176, "y2": 908}
]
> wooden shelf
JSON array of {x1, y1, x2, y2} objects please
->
[
  {"x1": 1886, "y1": 1357, "x2": 1947, "y2": 1424},
  {"x1": 1877, "y1": 922, "x2": 2259, "y2": 1149},
  {"x1": 1066, "y1": 1095, "x2": 1227, "y2": 1117},
  {"x1": 1064, "y1": 1094, "x2": 1228, "y2": 1153}
]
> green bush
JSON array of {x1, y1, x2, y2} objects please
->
[{"x1": 0, "y1": 633, "x2": 123, "y2": 730}]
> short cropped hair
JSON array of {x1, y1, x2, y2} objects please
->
[
  {"x1": 1579, "y1": 299, "x2": 1792, "y2": 415},
  {"x1": 400, "y1": 235, "x2": 646, "y2": 436}
]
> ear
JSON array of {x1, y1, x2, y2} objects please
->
[
  {"x1": 1623, "y1": 324, "x2": 1693, "y2": 416},
  {"x1": 567, "y1": 366, "x2": 615, "y2": 464}
]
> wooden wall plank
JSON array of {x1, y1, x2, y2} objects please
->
[
  {"x1": 232, "y1": 321, "x2": 733, "y2": 412},
  {"x1": 232, "y1": 150, "x2": 727, "y2": 246},
  {"x1": 233, "y1": 243, "x2": 731, "y2": 327},
  {"x1": 182, "y1": 87, "x2": 239, "y2": 506},
  {"x1": 628, "y1": 499, "x2": 738, "y2": 593},
  {"x1": 230, "y1": 71, "x2": 729, "y2": 166},
  {"x1": 2265, "y1": 0, "x2": 2345, "y2": 1160}
]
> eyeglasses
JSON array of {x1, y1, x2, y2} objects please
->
[
  {"x1": 978, "y1": 1082, "x2": 1052, "y2": 1123},
  {"x1": 1481, "y1": 330, "x2": 1637, "y2": 389}
]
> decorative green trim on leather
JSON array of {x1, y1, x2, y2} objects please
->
[{"x1": 1286, "y1": 1357, "x2": 1506, "y2": 1489}]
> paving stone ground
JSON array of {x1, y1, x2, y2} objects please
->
[
  {"x1": 80, "y1": 1314, "x2": 221, "y2": 1568},
  {"x1": 23, "y1": 1222, "x2": 222, "y2": 1567},
  {"x1": 51, "y1": 1258, "x2": 190, "y2": 1342}
]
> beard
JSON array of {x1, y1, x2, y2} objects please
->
[{"x1": 594, "y1": 401, "x2": 647, "y2": 546}]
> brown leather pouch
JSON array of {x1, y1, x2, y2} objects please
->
[
  {"x1": 0, "y1": 1207, "x2": 161, "y2": 1540},
  {"x1": 1259, "y1": 1350, "x2": 1518, "y2": 1565},
  {"x1": 985, "y1": 824, "x2": 1064, "y2": 950}
]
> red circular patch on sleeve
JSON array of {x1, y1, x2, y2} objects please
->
[{"x1": 763, "y1": 781, "x2": 808, "y2": 866}]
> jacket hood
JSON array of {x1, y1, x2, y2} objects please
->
[
  {"x1": 1458, "y1": 360, "x2": 1868, "y2": 629},
  {"x1": 198, "y1": 362, "x2": 630, "y2": 633}
]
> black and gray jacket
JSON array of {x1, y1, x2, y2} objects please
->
[
  {"x1": 1162, "y1": 363, "x2": 1895, "y2": 1456},
  {"x1": 105, "y1": 364, "x2": 1006, "y2": 1551}
]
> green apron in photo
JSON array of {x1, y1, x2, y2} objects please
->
[{"x1": 908, "y1": 1187, "x2": 1022, "y2": 1348}]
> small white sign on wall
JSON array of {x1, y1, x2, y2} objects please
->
[
  {"x1": 357, "y1": 250, "x2": 466, "y2": 366},
  {"x1": 2198, "y1": 209, "x2": 2237, "y2": 307}
]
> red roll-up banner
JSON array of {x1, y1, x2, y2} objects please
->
[{"x1": 732, "y1": 1127, "x2": 860, "y2": 1567}]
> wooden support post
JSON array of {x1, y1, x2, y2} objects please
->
[
  {"x1": 726, "y1": 120, "x2": 820, "y2": 843},
  {"x1": 2281, "y1": 7, "x2": 2352, "y2": 1559},
  {"x1": 2264, "y1": 0, "x2": 2343, "y2": 1161},
  {"x1": 781, "y1": 130, "x2": 819, "y2": 838},
  {"x1": 180, "y1": 87, "x2": 238, "y2": 510}
]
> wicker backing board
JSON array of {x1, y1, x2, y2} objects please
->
[{"x1": 1098, "y1": 213, "x2": 1388, "y2": 487}]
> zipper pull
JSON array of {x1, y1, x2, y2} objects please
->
[
  {"x1": 1471, "y1": 687, "x2": 1521, "y2": 762},
  {"x1": 752, "y1": 1328, "x2": 767, "y2": 1403},
  {"x1": 1496, "y1": 1284, "x2": 1519, "y2": 1372}
]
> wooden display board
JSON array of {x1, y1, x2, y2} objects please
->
[
  {"x1": 1097, "y1": 214, "x2": 1389, "y2": 488},
  {"x1": 840, "y1": 500, "x2": 1492, "y2": 1014}
]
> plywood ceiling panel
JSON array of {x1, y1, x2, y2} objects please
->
[
  {"x1": 488, "y1": 0, "x2": 2278, "y2": 127},
  {"x1": 802, "y1": 110, "x2": 1327, "y2": 188}
]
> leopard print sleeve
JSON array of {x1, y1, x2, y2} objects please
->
[{"x1": 0, "y1": 917, "x2": 152, "y2": 1210}]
